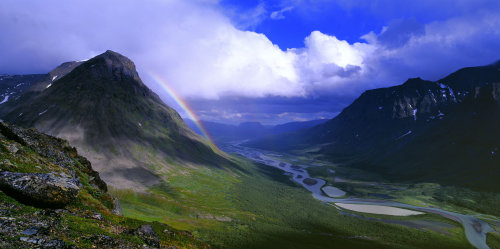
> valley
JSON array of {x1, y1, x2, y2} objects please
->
[
  {"x1": 0, "y1": 51, "x2": 498, "y2": 249},
  {"x1": 107, "y1": 139, "x2": 499, "y2": 249},
  {"x1": 0, "y1": 51, "x2": 500, "y2": 249},
  {"x1": 223, "y1": 142, "x2": 499, "y2": 249},
  {"x1": 2, "y1": 1, "x2": 500, "y2": 248}
]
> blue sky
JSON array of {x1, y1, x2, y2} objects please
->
[
  {"x1": 1, "y1": 0, "x2": 500, "y2": 124},
  {"x1": 219, "y1": 0, "x2": 497, "y2": 48},
  {"x1": 220, "y1": 0, "x2": 426, "y2": 48}
]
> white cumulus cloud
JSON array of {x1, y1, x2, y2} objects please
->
[{"x1": 0, "y1": 0, "x2": 499, "y2": 105}]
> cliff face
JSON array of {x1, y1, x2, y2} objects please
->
[{"x1": 0, "y1": 122, "x2": 209, "y2": 249}]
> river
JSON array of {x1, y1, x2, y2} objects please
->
[{"x1": 223, "y1": 143, "x2": 495, "y2": 249}]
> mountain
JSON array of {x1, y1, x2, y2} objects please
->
[
  {"x1": 184, "y1": 119, "x2": 327, "y2": 143},
  {"x1": 0, "y1": 122, "x2": 208, "y2": 248},
  {"x1": 247, "y1": 61, "x2": 500, "y2": 191},
  {"x1": 1, "y1": 50, "x2": 231, "y2": 189},
  {"x1": 0, "y1": 74, "x2": 47, "y2": 110},
  {"x1": 269, "y1": 119, "x2": 329, "y2": 134},
  {"x1": 184, "y1": 120, "x2": 272, "y2": 142},
  {"x1": 0, "y1": 61, "x2": 83, "y2": 116}
]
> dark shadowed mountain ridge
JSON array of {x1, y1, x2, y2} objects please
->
[
  {"x1": 247, "y1": 61, "x2": 500, "y2": 191},
  {"x1": 0, "y1": 60, "x2": 83, "y2": 116}
]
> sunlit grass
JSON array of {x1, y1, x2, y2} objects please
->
[{"x1": 113, "y1": 155, "x2": 475, "y2": 249}]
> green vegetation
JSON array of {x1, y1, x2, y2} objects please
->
[
  {"x1": 0, "y1": 125, "x2": 208, "y2": 248},
  {"x1": 115, "y1": 156, "x2": 474, "y2": 249},
  {"x1": 487, "y1": 232, "x2": 500, "y2": 249},
  {"x1": 0, "y1": 190, "x2": 208, "y2": 249},
  {"x1": 433, "y1": 187, "x2": 500, "y2": 217},
  {"x1": 303, "y1": 159, "x2": 500, "y2": 219}
]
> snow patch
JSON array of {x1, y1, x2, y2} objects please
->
[
  {"x1": 46, "y1": 83, "x2": 52, "y2": 89},
  {"x1": 438, "y1": 82, "x2": 457, "y2": 100},
  {"x1": 52, "y1": 75, "x2": 58, "y2": 81},
  {"x1": 437, "y1": 110, "x2": 444, "y2": 117},
  {"x1": 0, "y1": 95, "x2": 9, "y2": 104},
  {"x1": 447, "y1": 86, "x2": 456, "y2": 99},
  {"x1": 138, "y1": 122, "x2": 142, "y2": 127},
  {"x1": 412, "y1": 108, "x2": 418, "y2": 121},
  {"x1": 378, "y1": 106, "x2": 383, "y2": 110},
  {"x1": 398, "y1": 130, "x2": 412, "y2": 139},
  {"x1": 18, "y1": 112, "x2": 23, "y2": 117},
  {"x1": 38, "y1": 109, "x2": 48, "y2": 116}
]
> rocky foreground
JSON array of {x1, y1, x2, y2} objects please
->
[{"x1": 0, "y1": 122, "x2": 209, "y2": 249}]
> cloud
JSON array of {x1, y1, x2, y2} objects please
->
[
  {"x1": 362, "y1": 12, "x2": 500, "y2": 83},
  {"x1": 221, "y1": 2, "x2": 268, "y2": 30},
  {"x1": 270, "y1": 6, "x2": 294, "y2": 20},
  {"x1": 1, "y1": 0, "x2": 500, "y2": 118},
  {"x1": 376, "y1": 18, "x2": 425, "y2": 48}
]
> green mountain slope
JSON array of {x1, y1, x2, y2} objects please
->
[
  {"x1": 2, "y1": 50, "x2": 232, "y2": 189},
  {"x1": 0, "y1": 122, "x2": 208, "y2": 248}
]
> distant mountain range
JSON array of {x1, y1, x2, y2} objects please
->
[
  {"x1": 247, "y1": 61, "x2": 500, "y2": 192},
  {"x1": 184, "y1": 118, "x2": 327, "y2": 143},
  {"x1": 0, "y1": 61, "x2": 84, "y2": 116},
  {"x1": 0, "y1": 74, "x2": 47, "y2": 109},
  {"x1": 0, "y1": 50, "x2": 232, "y2": 189}
]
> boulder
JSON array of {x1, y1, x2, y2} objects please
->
[
  {"x1": 0, "y1": 172, "x2": 79, "y2": 208},
  {"x1": 135, "y1": 224, "x2": 159, "y2": 248},
  {"x1": 112, "y1": 197, "x2": 123, "y2": 216}
]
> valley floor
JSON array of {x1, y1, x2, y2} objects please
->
[{"x1": 111, "y1": 143, "x2": 500, "y2": 249}]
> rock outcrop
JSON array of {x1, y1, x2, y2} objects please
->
[
  {"x1": 0, "y1": 171, "x2": 79, "y2": 208},
  {"x1": 0, "y1": 121, "x2": 107, "y2": 192},
  {"x1": 135, "y1": 225, "x2": 160, "y2": 248}
]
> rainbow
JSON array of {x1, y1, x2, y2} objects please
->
[{"x1": 148, "y1": 72, "x2": 217, "y2": 148}]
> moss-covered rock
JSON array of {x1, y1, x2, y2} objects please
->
[{"x1": 0, "y1": 171, "x2": 79, "y2": 208}]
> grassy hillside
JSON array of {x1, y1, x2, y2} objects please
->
[
  {"x1": 112, "y1": 154, "x2": 474, "y2": 249},
  {"x1": 0, "y1": 122, "x2": 208, "y2": 248}
]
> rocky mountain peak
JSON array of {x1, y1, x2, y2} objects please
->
[
  {"x1": 74, "y1": 50, "x2": 141, "y2": 82},
  {"x1": 401, "y1": 77, "x2": 426, "y2": 88}
]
